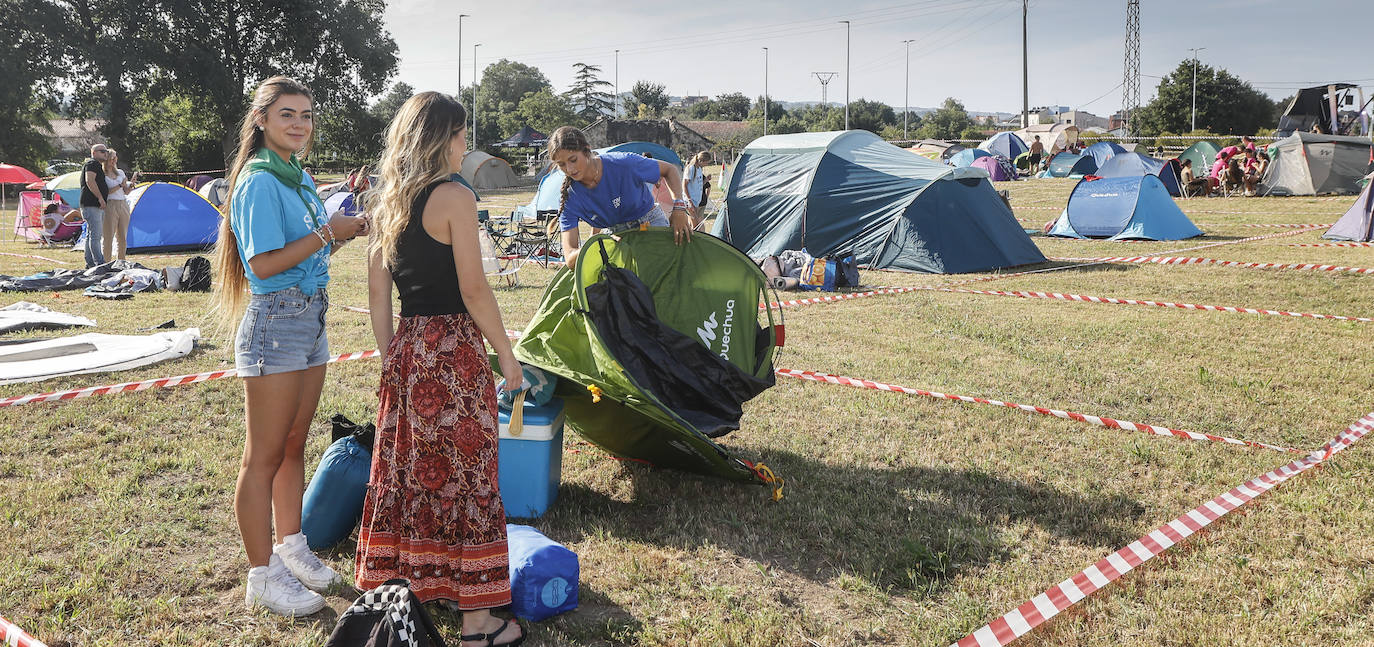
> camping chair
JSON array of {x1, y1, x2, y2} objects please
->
[
  {"x1": 478, "y1": 223, "x2": 521, "y2": 287},
  {"x1": 507, "y1": 210, "x2": 563, "y2": 268},
  {"x1": 479, "y1": 209, "x2": 520, "y2": 256}
]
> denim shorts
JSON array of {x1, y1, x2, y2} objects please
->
[
  {"x1": 605, "y1": 206, "x2": 670, "y2": 234},
  {"x1": 235, "y1": 287, "x2": 330, "y2": 377}
]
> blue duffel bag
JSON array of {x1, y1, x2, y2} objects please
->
[
  {"x1": 506, "y1": 524, "x2": 579, "y2": 621},
  {"x1": 301, "y1": 415, "x2": 375, "y2": 550}
]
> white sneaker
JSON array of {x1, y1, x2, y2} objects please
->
[
  {"x1": 273, "y1": 532, "x2": 342, "y2": 593},
  {"x1": 245, "y1": 554, "x2": 327, "y2": 616}
]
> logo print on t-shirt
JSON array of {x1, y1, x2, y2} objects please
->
[{"x1": 612, "y1": 196, "x2": 621, "y2": 209}]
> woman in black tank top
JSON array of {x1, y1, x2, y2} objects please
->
[{"x1": 357, "y1": 92, "x2": 526, "y2": 646}]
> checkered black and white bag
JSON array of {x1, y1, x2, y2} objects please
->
[{"x1": 325, "y1": 579, "x2": 447, "y2": 647}]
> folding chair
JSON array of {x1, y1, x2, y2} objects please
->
[{"x1": 479, "y1": 225, "x2": 521, "y2": 287}]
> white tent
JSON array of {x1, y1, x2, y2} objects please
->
[
  {"x1": 460, "y1": 151, "x2": 520, "y2": 190},
  {"x1": 1013, "y1": 124, "x2": 1079, "y2": 154}
]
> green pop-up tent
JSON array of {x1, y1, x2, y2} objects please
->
[{"x1": 512, "y1": 229, "x2": 783, "y2": 484}]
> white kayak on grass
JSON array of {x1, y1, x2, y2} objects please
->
[
  {"x1": 0, "y1": 302, "x2": 97, "y2": 334},
  {"x1": 0, "y1": 328, "x2": 199, "y2": 385}
]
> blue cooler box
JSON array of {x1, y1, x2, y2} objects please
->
[{"x1": 498, "y1": 397, "x2": 565, "y2": 518}]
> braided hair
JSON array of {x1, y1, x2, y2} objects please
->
[{"x1": 547, "y1": 126, "x2": 592, "y2": 218}]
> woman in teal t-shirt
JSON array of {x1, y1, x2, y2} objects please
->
[{"x1": 212, "y1": 76, "x2": 366, "y2": 618}]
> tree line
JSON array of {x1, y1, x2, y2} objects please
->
[{"x1": 1, "y1": 2, "x2": 1293, "y2": 177}]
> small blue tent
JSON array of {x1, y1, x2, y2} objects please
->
[
  {"x1": 1083, "y1": 141, "x2": 1127, "y2": 168},
  {"x1": 712, "y1": 130, "x2": 1045, "y2": 274},
  {"x1": 980, "y1": 132, "x2": 1029, "y2": 160},
  {"x1": 521, "y1": 142, "x2": 681, "y2": 218},
  {"x1": 1095, "y1": 153, "x2": 1183, "y2": 197},
  {"x1": 323, "y1": 190, "x2": 361, "y2": 218},
  {"x1": 1047, "y1": 175, "x2": 1202, "y2": 241},
  {"x1": 948, "y1": 148, "x2": 993, "y2": 168},
  {"x1": 1046, "y1": 153, "x2": 1098, "y2": 178},
  {"x1": 124, "y1": 182, "x2": 220, "y2": 252},
  {"x1": 600, "y1": 142, "x2": 682, "y2": 168}
]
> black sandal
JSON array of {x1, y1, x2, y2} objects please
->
[{"x1": 460, "y1": 618, "x2": 526, "y2": 647}]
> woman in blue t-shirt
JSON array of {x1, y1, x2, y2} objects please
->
[
  {"x1": 546, "y1": 126, "x2": 692, "y2": 266},
  {"x1": 212, "y1": 75, "x2": 366, "y2": 618}
]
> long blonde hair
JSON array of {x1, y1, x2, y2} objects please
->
[
  {"x1": 213, "y1": 76, "x2": 315, "y2": 319},
  {"x1": 546, "y1": 126, "x2": 592, "y2": 217},
  {"x1": 365, "y1": 91, "x2": 467, "y2": 269},
  {"x1": 103, "y1": 150, "x2": 119, "y2": 177}
]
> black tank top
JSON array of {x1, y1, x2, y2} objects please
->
[{"x1": 392, "y1": 181, "x2": 469, "y2": 317}]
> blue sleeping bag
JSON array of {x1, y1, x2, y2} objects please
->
[
  {"x1": 301, "y1": 434, "x2": 373, "y2": 550},
  {"x1": 506, "y1": 524, "x2": 579, "y2": 621}
]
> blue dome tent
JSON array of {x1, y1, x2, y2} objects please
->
[
  {"x1": 1083, "y1": 141, "x2": 1127, "y2": 168},
  {"x1": 711, "y1": 130, "x2": 1045, "y2": 274},
  {"x1": 125, "y1": 182, "x2": 220, "y2": 252},
  {"x1": 1095, "y1": 153, "x2": 1183, "y2": 197},
  {"x1": 979, "y1": 132, "x2": 1029, "y2": 160},
  {"x1": 948, "y1": 148, "x2": 993, "y2": 168},
  {"x1": 600, "y1": 142, "x2": 682, "y2": 168},
  {"x1": 1046, "y1": 153, "x2": 1098, "y2": 178},
  {"x1": 1047, "y1": 175, "x2": 1202, "y2": 241}
]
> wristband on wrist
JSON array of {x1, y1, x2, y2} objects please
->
[
  {"x1": 312, "y1": 228, "x2": 329, "y2": 248},
  {"x1": 322, "y1": 223, "x2": 337, "y2": 244}
]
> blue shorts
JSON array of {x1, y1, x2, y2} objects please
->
[{"x1": 235, "y1": 287, "x2": 330, "y2": 377}]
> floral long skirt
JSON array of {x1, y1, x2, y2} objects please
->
[{"x1": 355, "y1": 313, "x2": 511, "y2": 609}]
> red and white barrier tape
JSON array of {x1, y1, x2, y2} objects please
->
[
  {"x1": 775, "y1": 368, "x2": 1296, "y2": 453},
  {"x1": 762, "y1": 286, "x2": 925, "y2": 310},
  {"x1": 953, "y1": 410, "x2": 1374, "y2": 647},
  {"x1": 0, "y1": 252, "x2": 69, "y2": 264},
  {"x1": 940, "y1": 287, "x2": 1374, "y2": 323},
  {"x1": 1288, "y1": 242, "x2": 1374, "y2": 248},
  {"x1": 0, "y1": 350, "x2": 379, "y2": 408},
  {"x1": 1192, "y1": 221, "x2": 1333, "y2": 227},
  {"x1": 339, "y1": 305, "x2": 523, "y2": 339},
  {"x1": 1048, "y1": 255, "x2": 1374, "y2": 275},
  {"x1": 1, "y1": 614, "x2": 47, "y2": 647},
  {"x1": 757, "y1": 228, "x2": 1323, "y2": 313}
]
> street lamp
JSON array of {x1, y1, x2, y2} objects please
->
[
  {"x1": 840, "y1": 20, "x2": 850, "y2": 130},
  {"x1": 762, "y1": 47, "x2": 769, "y2": 137},
  {"x1": 902, "y1": 39, "x2": 914, "y2": 140},
  {"x1": 614, "y1": 49, "x2": 620, "y2": 118},
  {"x1": 457, "y1": 14, "x2": 468, "y2": 95},
  {"x1": 472, "y1": 43, "x2": 481, "y2": 150},
  {"x1": 1189, "y1": 47, "x2": 1206, "y2": 132}
]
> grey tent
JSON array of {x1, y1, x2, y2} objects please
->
[
  {"x1": 1260, "y1": 133, "x2": 1372, "y2": 196},
  {"x1": 711, "y1": 130, "x2": 1045, "y2": 274},
  {"x1": 1323, "y1": 174, "x2": 1374, "y2": 241}
]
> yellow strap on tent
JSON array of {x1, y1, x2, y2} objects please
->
[
  {"x1": 507, "y1": 388, "x2": 526, "y2": 437},
  {"x1": 751, "y1": 462, "x2": 784, "y2": 501},
  {"x1": 587, "y1": 384, "x2": 603, "y2": 403},
  {"x1": 639, "y1": 221, "x2": 649, "y2": 231}
]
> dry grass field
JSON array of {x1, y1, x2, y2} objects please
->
[{"x1": 2, "y1": 171, "x2": 1373, "y2": 646}]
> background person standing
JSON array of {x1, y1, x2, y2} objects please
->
[
  {"x1": 102, "y1": 149, "x2": 132, "y2": 261},
  {"x1": 79, "y1": 144, "x2": 110, "y2": 267}
]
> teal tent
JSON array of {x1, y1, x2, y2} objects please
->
[
  {"x1": 512, "y1": 230, "x2": 782, "y2": 484},
  {"x1": 1179, "y1": 141, "x2": 1221, "y2": 177},
  {"x1": 711, "y1": 130, "x2": 1045, "y2": 274},
  {"x1": 1046, "y1": 153, "x2": 1097, "y2": 178}
]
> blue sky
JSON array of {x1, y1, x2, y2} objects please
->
[{"x1": 383, "y1": 0, "x2": 1374, "y2": 115}]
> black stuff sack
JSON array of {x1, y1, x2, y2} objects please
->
[
  {"x1": 179, "y1": 256, "x2": 211, "y2": 292},
  {"x1": 325, "y1": 579, "x2": 447, "y2": 647}
]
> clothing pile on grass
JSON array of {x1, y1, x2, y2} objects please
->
[
  {"x1": 756, "y1": 249, "x2": 861, "y2": 291},
  {"x1": 0, "y1": 256, "x2": 210, "y2": 299}
]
